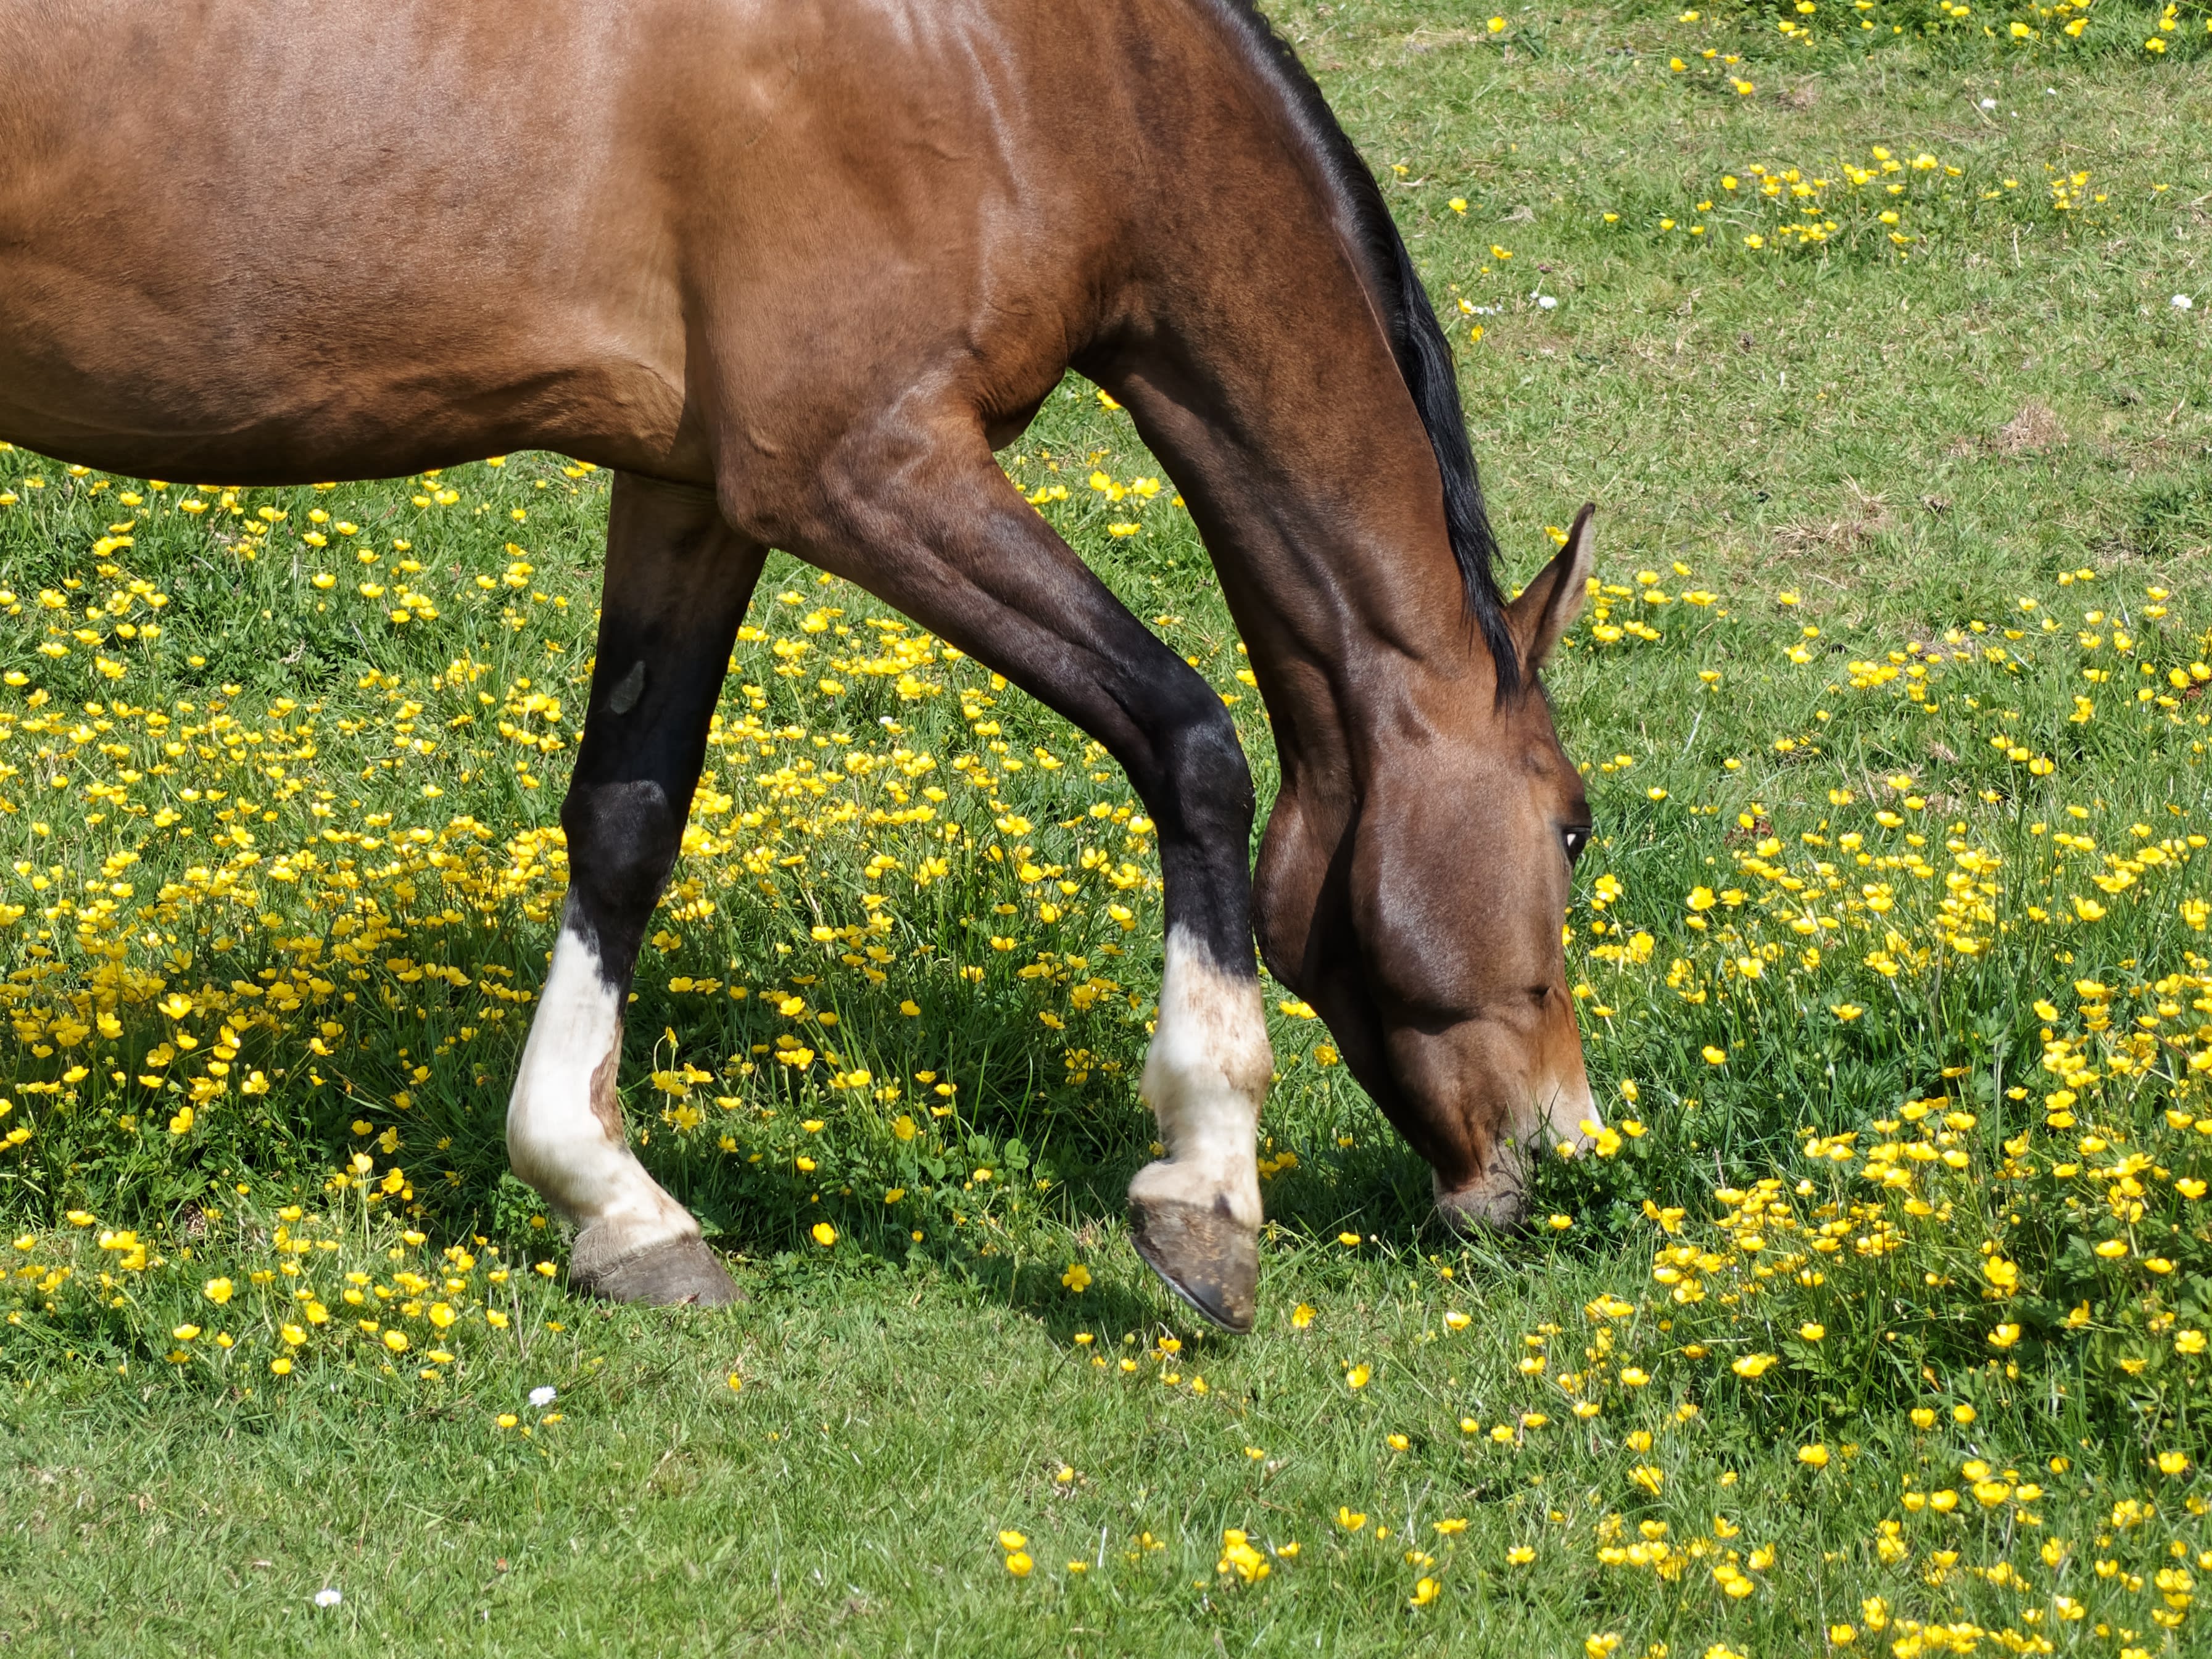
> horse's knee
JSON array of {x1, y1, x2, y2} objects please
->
[
  {"x1": 560, "y1": 777, "x2": 682, "y2": 974},
  {"x1": 1163, "y1": 673, "x2": 1248, "y2": 775},
  {"x1": 1137, "y1": 673, "x2": 1254, "y2": 835}
]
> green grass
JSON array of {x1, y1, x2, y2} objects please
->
[{"x1": 5, "y1": 2, "x2": 2212, "y2": 1652}]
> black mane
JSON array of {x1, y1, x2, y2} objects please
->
[{"x1": 1204, "y1": 0, "x2": 1522, "y2": 698}]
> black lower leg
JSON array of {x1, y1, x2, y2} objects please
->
[
  {"x1": 1136, "y1": 675, "x2": 1260, "y2": 978},
  {"x1": 562, "y1": 474, "x2": 765, "y2": 988}
]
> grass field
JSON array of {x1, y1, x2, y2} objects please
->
[{"x1": 6, "y1": 1, "x2": 2212, "y2": 1652}]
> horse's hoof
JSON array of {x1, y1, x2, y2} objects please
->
[
  {"x1": 1127, "y1": 1196, "x2": 1257, "y2": 1333},
  {"x1": 570, "y1": 1231, "x2": 742, "y2": 1307}
]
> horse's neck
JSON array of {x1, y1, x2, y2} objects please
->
[
  {"x1": 1080, "y1": 7, "x2": 1489, "y2": 748},
  {"x1": 1105, "y1": 243, "x2": 1481, "y2": 800}
]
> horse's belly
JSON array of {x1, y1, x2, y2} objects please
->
[{"x1": 0, "y1": 278, "x2": 689, "y2": 485}]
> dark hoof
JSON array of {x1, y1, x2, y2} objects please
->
[
  {"x1": 1127, "y1": 1198, "x2": 1257, "y2": 1333},
  {"x1": 570, "y1": 1232, "x2": 742, "y2": 1307}
]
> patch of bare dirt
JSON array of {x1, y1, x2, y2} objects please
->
[
  {"x1": 1775, "y1": 481, "x2": 1894, "y2": 554},
  {"x1": 1949, "y1": 400, "x2": 2067, "y2": 458}
]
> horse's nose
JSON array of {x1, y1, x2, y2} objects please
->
[
  {"x1": 1432, "y1": 1074, "x2": 1598, "y2": 1233},
  {"x1": 1433, "y1": 1167, "x2": 1528, "y2": 1234}
]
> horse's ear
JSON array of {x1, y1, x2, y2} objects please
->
[{"x1": 1505, "y1": 502, "x2": 1596, "y2": 678}]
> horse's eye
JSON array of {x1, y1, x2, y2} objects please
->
[{"x1": 1562, "y1": 825, "x2": 1591, "y2": 864}]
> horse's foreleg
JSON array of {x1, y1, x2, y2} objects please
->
[
  {"x1": 797, "y1": 433, "x2": 1269, "y2": 1331},
  {"x1": 506, "y1": 474, "x2": 763, "y2": 1305}
]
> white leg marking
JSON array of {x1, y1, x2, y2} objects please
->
[
  {"x1": 505, "y1": 911, "x2": 696, "y2": 1253},
  {"x1": 1128, "y1": 927, "x2": 1272, "y2": 1233}
]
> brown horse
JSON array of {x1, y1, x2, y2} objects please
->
[{"x1": 0, "y1": 0, "x2": 1599, "y2": 1328}]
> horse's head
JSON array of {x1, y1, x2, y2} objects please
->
[{"x1": 1260, "y1": 505, "x2": 1598, "y2": 1232}]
